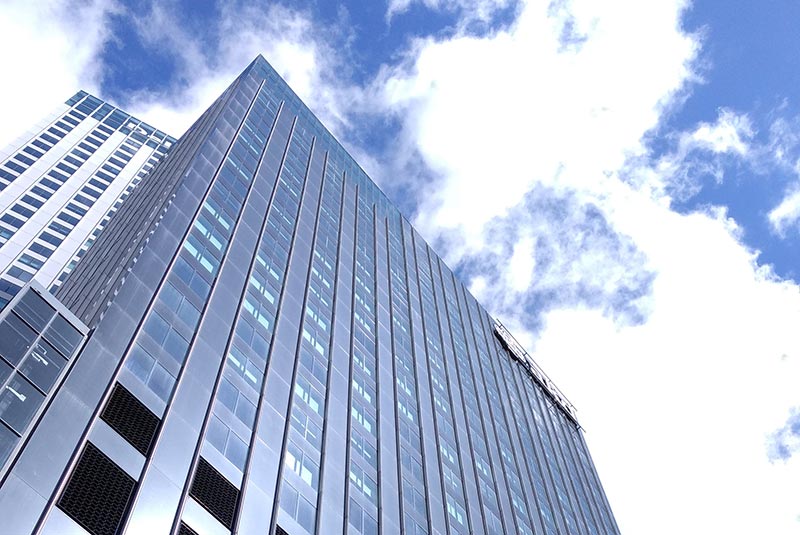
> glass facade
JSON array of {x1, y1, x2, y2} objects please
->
[
  {"x1": 0, "y1": 282, "x2": 88, "y2": 471},
  {"x1": 0, "y1": 56, "x2": 619, "y2": 535},
  {"x1": 0, "y1": 92, "x2": 175, "y2": 308}
]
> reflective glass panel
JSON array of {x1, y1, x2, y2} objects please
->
[
  {"x1": 0, "y1": 374, "x2": 45, "y2": 433},
  {"x1": 0, "y1": 314, "x2": 37, "y2": 366},
  {"x1": 19, "y1": 339, "x2": 66, "y2": 392},
  {"x1": 43, "y1": 315, "x2": 82, "y2": 357},
  {"x1": 14, "y1": 290, "x2": 55, "y2": 331},
  {"x1": 0, "y1": 422, "x2": 17, "y2": 466}
]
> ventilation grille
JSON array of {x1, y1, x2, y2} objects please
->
[
  {"x1": 57, "y1": 442, "x2": 136, "y2": 535},
  {"x1": 189, "y1": 457, "x2": 239, "y2": 529},
  {"x1": 178, "y1": 521, "x2": 200, "y2": 535},
  {"x1": 276, "y1": 526, "x2": 290, "y2": 535},
  {"x1": 101, "y1": 383, "x2": 160, "y2": 455}
]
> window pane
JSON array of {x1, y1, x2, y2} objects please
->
[
  {"x1": 0, "y1": 374, "x2": 45, "y2": 433},
  {"x1": 348, "y1": 497, "x2": 362, "y2": 530},
  {"x1": 127, "y1": 344, "x2": 155, "y2": 383},
  {"x1": 43, "y1": 315, "x2": 82, "y2": 357},
  {"x1": 144, "y1": 313, "x2": 169, "y2": 345},
  {"x1": 235, "y1": 396, "x2": 256, "y2": 427},
  {"x1": 217, "y1": 379, "x2": 238, "y2": 413},
  {"x1": 15, "y1": 290, "x2": 54, "y2": 331},
  {"x1": 160, "y1": 283, "x2": 182, "y2": 312},
  {"x1": 177, "y1": 300, "x2": 200, "y2": 327},
  {"x1": 225, "y1": 432, "x2": 247, "y2": 470},
  {"x1": 163, "y1": 329, "x2": 188, "y2": 363},
  {"x1": 0, "y1": 314, "x2": 37, "y2": 365},
  {"x1": 0, "y1": 422, "x2": 17, "y2": 466},
  {"x1": 363, "y1": 513, "x2": 378, "y2": 535},
  {"x1": 147, "y1": 363, "x2": 174, "y2": 401},
  {"x1": 0, "y1": 359, "x2": 11, "y2": 384},
  {"x1": 207, "y1": 416, "x2": 228, "y2": 454},
  {"x1": 297, "y1": 495, "x2": 316, "y2": 531},
  {"x1": 18, "y1": 339, "x2": 66, "y2": 392},
  {"x1": 280, "y1": 481, "x2": 299, "y2": 517}
]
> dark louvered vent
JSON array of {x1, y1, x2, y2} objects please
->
[
  {"x1": 57, "y1": 442, "x2": 136, "y2": 535},
  {"x1": 178, "y1": 521, "x2": 200, "y2": 535},
  {"x1": 276, "y1": 526, "x2": 290, "y2": 535},
  {"x1": 189, "y1": 457, "x2": 239, "y2": 529},
  {"x1": 101, "y1": 383, "x2": 160, "y2": 455}
]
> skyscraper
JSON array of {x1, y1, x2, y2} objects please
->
[
  {"x1": 0, "y1": 56, "x2": 619, "y2": 535},
  {"x1": 0, "y1": 91, "x2": 175, "y2": 308}
]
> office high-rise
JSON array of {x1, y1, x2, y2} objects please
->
[
  {"x1": 0, "y1": 91, "x2": 175, "y2": 308},
  {"x1": 0, "y1": 56, "x2": 619, "y2": 535}
]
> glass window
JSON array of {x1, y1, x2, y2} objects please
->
[
  {"x1": 160, "y1": 283, "x2": 181, "y2": 311},
  {"x1": 295, "y1": 378, "x2": 322, "y2": 416},
  {"x1": 225, "y1": 431, "x2": 247, "y2": 469},
  {"x1": 0, "y1": 359, "x2": 11, "y2": 385},
  {"x1": 235, "y1": 396, "x2": 256, "y2": 427},
  {"x1": 280, "y1": 481, "x2": 299, "y2": 518},
  {"x1": 43, "y1": 315, "x2": 82, "y2": 358},
  {"x1": 143, "y1": 313, "x2": 169, "y2": 345},
  {"x1": 363, "y1": 513, "x2": 378, "y2": 535},
  {"x1": 286, "y1": 441, "x2": 318, "y2": 488},
  {"x1": 291, "y1": 410, "x2": 322, "y2": 450},
  {"x1": 349, "y1": 497, "x2": 363, "y2": 530},
  {"x1": 15, "y1": 290, "x2": 55, "y2": 331},
  {"x1": 297, "y1": 495, "x2": 316, "y2": 532},
  {"x1": 173, "y1": 257, "x2": 193, "y2": 286},
  {"x1": 227, "y1": 347, "x2": 263, "y2": 390},
  {"x1": 18, "y1": 340, "x2": 66, "y2": 393},
  {"x1": 177, "y1": 300, "x2": 200, "y2": 327},
  {"x1": 189, "y1": 272, "x2": 210, "y2": 298},
  {"x1": 217, "y1": 379, "x2": 238, "y2": 413},
  {"x1": 0, "y1": 422, "x2": 17, "y2": 466},
  {"x1": 0, "y1": 374, "x2": 45, "y2": 433},
  {"x1": 147, "y1": 363, "x2": 174, "y2": 401},
  {"x1": 0, "y1": 314, "x2": 37, "y2": 365},
  {"x1": 126, "y1": 344, "x2": 155, "y2": 383},
  {"x1": 163, "y1": 330, "x2": 189, "y2": 363},
  {"x1": 207, "y1": 416, "x2": 228, "y2": 453}
]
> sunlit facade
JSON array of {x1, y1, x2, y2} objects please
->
[
  {"x1": 0, "y1": 56, "x2": 618, "y2": 535},
  {"x1": 0, "y1": 92, "x2": 175, "y2": 308}
]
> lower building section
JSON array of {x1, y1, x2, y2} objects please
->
[{"x1": 0, "y1": 282, "x2": 617, "y2": 535}]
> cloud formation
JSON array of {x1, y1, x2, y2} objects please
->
[
  {"x1": 370, "y1": 0, "x2": 800, "y2": 533},
  {"x1": 644, "y1": 108, "x2": 755, "y2": 200},
  {"x1": 118, "y1": 0, "x2": 361, "y2": 140},
  {"x1": 769, "y1": 408, "x2": 800, "y2": 462},
  {"x1": 769, "y1": 187, "x2": 800, "y2": 235},
  {"x1": 0, "y1": 0, "x2": 119, "y2": 147},
  {"x1": 386, "y1": 0, "x2": 514, "y2": 25}
]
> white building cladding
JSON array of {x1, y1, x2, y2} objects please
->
[{"x1": 0, "y1": 91, "x2": 175, "y2": 308}]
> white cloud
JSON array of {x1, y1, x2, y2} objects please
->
[
  {"x1": 381, "y1": 0, "x2": 698, "y2": 263},
  {"x1": 373, "y1": 0, "x2": 800, "y2": 533},
  {"x1": 506, "y1": 234, "x2": 535, "y2": 292},
  {"x1": 0, "y1": 0, "x2": 119, "y2": 148},
  {"x1": 121, "y1": 1, "x2": 360, "y2": 140},
  {"x1": 532, "y1": 207, "x2": 800, "y2": 535},
  {"x1": 769, "y1": 187, "x2": 800, "y2": 235},
  {"x1": 687, "y1": 108, "x2": 753, "y2": 155},
  {"x1": 386, "y1": 0, "x2": 513, "y2": 24},
  {"x1": 766, "y1": 118, "x2": 800, "y2": 235},
  {"x1": 646, "y1": 107, "x2": 755, "y2": 200}
]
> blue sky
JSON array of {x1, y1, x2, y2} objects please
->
[{"x1": 2, "y1": 1, "x2": 800, "y2": 533}]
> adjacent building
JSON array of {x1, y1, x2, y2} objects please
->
[
  {"x1": 0, "y1": 55, "x2": 619, "y2": 535},
  {"x1": 0, "y1": 91, "x2": 175, "y2": 308}
]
